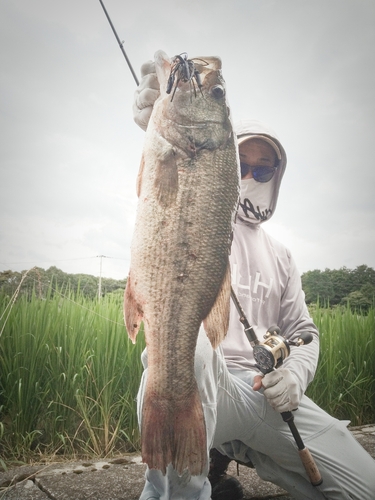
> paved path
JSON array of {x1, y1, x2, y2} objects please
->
[{"x1": 0, "y1": 425, "x2": 374, "y2": 499}]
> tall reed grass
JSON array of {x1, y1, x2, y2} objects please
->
[
  {"x1": 0, "y1": 286, "x2": 145, "y2": 464},
  {"x1": 0, "y1": 287, "x2": 374, "y2": 466},
  {"x1": 307, "y1": 304, "x2": 375, "y2": 426}
]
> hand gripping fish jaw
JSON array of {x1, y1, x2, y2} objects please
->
[{"x1": 230, "y1": 287, "x2": 323, "y2": 487}]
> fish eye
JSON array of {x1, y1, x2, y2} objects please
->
[{"x1": 210, "y1": 85, "x2": 225, "y2": 99}]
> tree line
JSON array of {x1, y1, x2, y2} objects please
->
[
  {"x1": 0, "y1": 264, "x2": 374, "y2": 309},
  {"x1": 301, "y1": 264, "x2": 375, "y2": 310},
  {"x1": 0, "y1": 266, "x2": 127, "y2": 300}
]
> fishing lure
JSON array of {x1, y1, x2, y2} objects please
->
[{"x1": 166, "y1": 53, "x2": 207, "y2": 101}]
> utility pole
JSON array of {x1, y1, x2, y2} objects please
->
[{"x1": 97, "y1": 255, "x2": 107, "y2": 300}]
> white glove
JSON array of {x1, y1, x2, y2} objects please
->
[
  {"x1": 133, "y1": 60, "x2": 160, "y2": 131},
  {"x1": 262, "y1": 368, "x2": 300, "y2": 413}
]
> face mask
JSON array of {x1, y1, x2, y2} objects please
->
[{"x1": 238, "y1": 178, "x2": 274, "y2": 223}]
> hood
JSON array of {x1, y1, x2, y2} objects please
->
[{"x1": 235, "y1": 119, "x2": 287, "y2": 225}]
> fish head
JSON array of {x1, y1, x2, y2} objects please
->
[{"x1": 153, "y1": 50, "x2": 233, "y2": 155}]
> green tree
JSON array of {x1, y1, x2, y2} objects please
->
[
  {"x1": 301, "y1": 265, "x2": 375, "y2": 307},
  {"x1": 301, "y1": 269, "x2": 334, "y2": 304},
  {"x1": 351, "y1": 265, "x2": 375, "y2": 291},
  {"x1": 0, "y1": 267, "x2": 126, "y2": 300},
  {"x1": 329, "y1": 267, "x2": 353, "y2": 305},
  {"x1": 341, "y1": 290, "x2": 372, "y2": 311}
]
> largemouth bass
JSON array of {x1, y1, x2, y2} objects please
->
[{"x1": 124, "y1": 50, "x2": 239, "y2": 476}]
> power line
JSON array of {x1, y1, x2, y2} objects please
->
[{"x1": 0, "y1": 255, "x2": 128, "y2": 266}]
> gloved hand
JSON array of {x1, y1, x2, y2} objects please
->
[
  {"x1": 133, "y1": 60, "x2": 160, "y2": 131},
  {"x1": 262, "y1": 368, "x2": 300, "y2": 413}
]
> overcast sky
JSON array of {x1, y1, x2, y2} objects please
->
[{"x1": 1, "y1": 0, "x2": 374, "y2": 280}]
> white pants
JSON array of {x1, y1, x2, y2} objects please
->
[{"x1": 137, "y1": 329, "x2": 375, "y2": 499}]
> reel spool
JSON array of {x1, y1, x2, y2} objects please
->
[{"x1": 253, "y1": 325, "x2": 313, "y2": 373}]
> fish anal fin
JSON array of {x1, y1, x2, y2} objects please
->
[
  {"x1": 123, "y1": 273, "x2": 143, "y2": 343},
  {"x1": 203, "y1": 262, "x2": 231, "y2": 349},
  {"x1": 141, "y1": 387, "x2": 207, "y2": 476}
]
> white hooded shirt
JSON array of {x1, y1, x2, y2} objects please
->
[{"x1": 222, "y1": 120, "x2": 319, "y2": 396}]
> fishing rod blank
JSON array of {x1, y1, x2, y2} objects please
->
[{"x1": 99, "y1": 0, "x2": 139, "y2": 85}]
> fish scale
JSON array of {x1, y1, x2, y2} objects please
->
[{"x1": 124, "y1": 50, "x2": 239, "y2": 476}]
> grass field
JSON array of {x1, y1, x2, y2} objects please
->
[
  {"x1": 0, "y1": 288, "x2": 145, "y2": 466},
  {"x1": 0, "y1": 287, "x2": 374, "y2": 466},
  {"x1": 306, "y1": 304, "x2": 375, "y2": 426}
]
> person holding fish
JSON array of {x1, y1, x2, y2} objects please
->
[{"x1": 127, "y1": 53, "x2": 375, "y2": 500}]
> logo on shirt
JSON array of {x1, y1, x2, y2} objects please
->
[{"x1": 231, "y1": 263, "x2": 273, "y2": 304}]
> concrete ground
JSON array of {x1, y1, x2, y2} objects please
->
[{"x1": 0, "y1": 425, "x2": 374, "y2": 500}]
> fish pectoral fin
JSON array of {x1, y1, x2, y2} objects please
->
[
  {"x1": 123, "y1": 274, "x2": 143, "y2": 343},
  {"x1": 154, "y1": 145, "x2": 179, "y2": 207},
  {"x1": 141, "y1": 388, "x2": 207, "y2": 476},
  {"x1": 203, "y1": 262, "x2": 231, "y2": 349}
]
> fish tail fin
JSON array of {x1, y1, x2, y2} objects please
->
[
  {"x1": 141, "y1": 388, "x2": 207, "y2": 476},
  {"x1": 123, "y1": 273, "x2": 143, "y2": 343},
  {"x1": 141, "y1": 397, "x2": 173, "y2": 475},
  {"x1": 173, "y1": 389, "x2": 207, "y2": 476}
]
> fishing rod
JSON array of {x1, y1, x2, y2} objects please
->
[
  {"x1": 231, "y1": 286, "x2": 323, "y2": 487},
  {"x1": 98, "y1": 0, "x2": 139, "y2": 86}
]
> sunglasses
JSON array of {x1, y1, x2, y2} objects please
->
[{"x1": 240, "y1": 163, "x2": 277, "y2": 183}]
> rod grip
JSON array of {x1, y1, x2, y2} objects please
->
[{"x1": 298, "y1": 447, "x2": 323, "y2": 486}]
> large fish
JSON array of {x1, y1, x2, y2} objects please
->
[{"x1": 124, "y1": 50, "x2": 239, "y2": 476}]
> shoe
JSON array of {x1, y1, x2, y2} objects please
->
[{"x1": 208, "y1": 448, "x2": 243, "y2": 500}]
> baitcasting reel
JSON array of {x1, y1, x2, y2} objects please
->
[
  {"x1": 230, "y1": 287, "x2": 313, "y2": 374},
  {"x1": 253, "y1": 325, "x2": 313, "y2": 374}
]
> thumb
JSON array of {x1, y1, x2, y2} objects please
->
[{"x1": 252, "y1": 374, "x2": 263, "y2": 391}]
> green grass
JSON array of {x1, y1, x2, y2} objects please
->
[
  {"x1": 0, "y1": 287, "x2": 374, "y2": 467},
  {"x1": 307, "y1": 304, "x2": 375, "y2": 426},
  {"x1": 0, "y1": 287, "x2": 145, "y2": 465}
]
